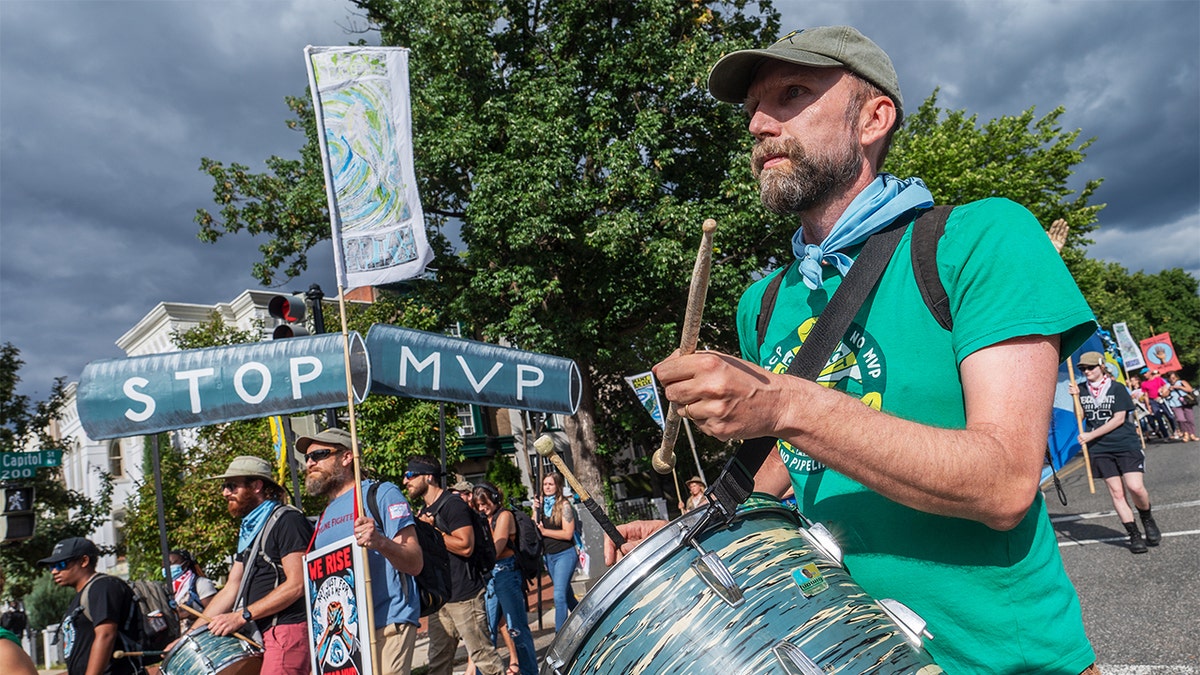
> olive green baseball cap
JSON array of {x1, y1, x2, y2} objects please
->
[{"x1": 707, "y1": 26, "x2": 902, "y2": 116}]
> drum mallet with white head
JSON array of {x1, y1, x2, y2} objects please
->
[
  {"x1": 534, "y1": 434, "x2": 626, "y2": 549},
  {"x1": 653, "y1": 218, "x2": 717, "y2": 475},
  {"x1": 113, "y1": 650, "x2": 165, "y2": 658}
]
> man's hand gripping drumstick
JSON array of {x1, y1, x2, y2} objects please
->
[
  {"x1": 178, "y1": 602, "x2": 263, "y2": 650},
  {"x1": 653, "y1": 218, "x2": 717, "y2": 475}
]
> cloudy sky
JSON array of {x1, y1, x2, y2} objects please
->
[{"x1": 2, "y1": 0, "x2": 1197, "y2": 401}]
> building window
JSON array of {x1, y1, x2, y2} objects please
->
[
  {"x1": 109, "y1": 440, "x2": 124, "y2": 477},
  {"x1": 456, "y1": 406, "x2": 476, "y2": 437}
]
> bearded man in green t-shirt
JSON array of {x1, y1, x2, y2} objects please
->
[{"x1": 653, "y1": 26, "x2": 1097, "y2": 674}]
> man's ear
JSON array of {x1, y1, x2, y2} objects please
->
[{"x1": 858, "y1": 95, "x2": 896, "y2": 156}]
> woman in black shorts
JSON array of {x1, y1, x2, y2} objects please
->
[{"x1": 1070, "y1": 351, "x2": 1162, "y2": 554}]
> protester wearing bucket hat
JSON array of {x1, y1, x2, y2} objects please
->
[
  {"x1": 41, "y1": 537, "x2": 142, "y2": 675},
  {"x1": 193, "y1": 455, "x2": 313, "y2": 675},
  {"x1": 650, "y1": 25, "x2": 1097, "y2": 673},
  {"x1": 1070, "y1": 351, "x2": 1162, "y2": 554},
  {"x1": 679, "y1": 476, "x2": 707, "y2": 513},
  {"x1": 304, "y1": 430, "x2": 424, "y2": 674}
]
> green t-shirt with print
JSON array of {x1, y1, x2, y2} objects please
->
[{"x1": 736, "y1": 198, "x2": 1096, "y2": 674}]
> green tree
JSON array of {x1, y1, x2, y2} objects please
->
[
  {"x1": 195, "y1": 0, "x2": 783, "y2": 503},
  {"x1": 0, "y1": 343, "x2": 113, "y2": 601},
  {"x1": 25, "y1": 572, "x2": 74, "y2": 631},
  {"x1": 887, "y1": 89, "x2": 1104, "y2": 250}
]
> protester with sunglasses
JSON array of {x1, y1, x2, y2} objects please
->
[
  {"x1": 1069, "y1": 352, "x2": 1162, "y2": 553},
  {"x1": 301, "y1": 428, "x2": 424, "y2": 675},
  {"x1": 39, "y1": 537, "x2": 141, "y2": 675},
  {"x1": 193, "y1": 456, "x2": 313, "y2": 674},
  {"x1": 405, "y1": 456, "x2": 505, "y2": 675}
]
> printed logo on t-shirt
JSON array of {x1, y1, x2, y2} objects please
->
[
  {"x1": 388, "y1": 502, "x2": 411, "y2": 521},
  {"x1": 766, "y1": 317, "x2": 887, "y2": 476},
  {"x1": 61, "y1": 615, "x2": 76, "y2": 658}
]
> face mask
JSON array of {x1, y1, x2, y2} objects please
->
[{"x1": 170, "y1": 564, "x2": 184, "y2": 580}]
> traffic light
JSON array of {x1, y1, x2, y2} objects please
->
[
  {"x1": 0, "y1": 486, "x2": 35, "y2": 544},
  {"x1": 268, "y1": 294, "x2": 309, "y2": 339}
]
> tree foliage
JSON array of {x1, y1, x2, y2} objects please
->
[{"x1": 0, "y1": 343, "x2": 113, "y2": 601}]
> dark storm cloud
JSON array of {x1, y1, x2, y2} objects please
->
[{"x1": 1, "y1": 1, "x2": 1196, "y2": 403}]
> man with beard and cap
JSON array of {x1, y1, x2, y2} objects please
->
[
  {"x1": 403, "y1": 456, "x2": 503, "y2": 675},
  {"x1": 194, "y1": 456, "x2": 313, "y2": 675},
  {"x1": 302, "y1": 428, "x2": 424, "y2": 675},
  {"x1": 40, "y1": 537, "x2": 140, "y2": 675},
  {"x1": 651, "y1": 26, "x2": 1097, "y2": 674}
]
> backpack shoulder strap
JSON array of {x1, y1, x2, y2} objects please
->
[
  {"x1": 366, "y1": 480, "x2": 383, "y2": 525},
  {"x1": 235, "y1": 503, "x2": 294, "y2": 608},
  {"x1": 911, "y1": 205, "x2": 955, "y2": 331},
  {"x1": 756, "y1": 264, "x2": 790, "y2": 352},
  {"x1": 77, "y1": 572, "x2": 106, "y2": 623}
]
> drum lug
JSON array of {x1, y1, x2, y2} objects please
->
[
  {"x1": 691, "y1": 550, "x2": 744, "y2": 607},
  {"x1": 772, "y1": 640, "x2": 825, "y2": 675},
  {"x1": 801, "y1": 522, "x2": 844, "y2": 567},
  {"x1": 879, "y1": 598, "x2": 935, "y2": 648}
]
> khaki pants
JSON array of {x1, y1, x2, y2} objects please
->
[
  {"x1": 426, "y1": 588, "x2": 504, "y2": 675},
  {"x1": 373, "y1": 621, "x2": 417, "y2": 675}
]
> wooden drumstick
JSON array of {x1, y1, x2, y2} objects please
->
[
  {"x1": 653, "y1": 218, "x2": 718, "y2": 474},
  {"x1": 113, "y1": 650, "x2": 166, "y2": 658},
  {"x1": 534, "y1": 435, "x2": 627, "y2": 549},
  {"x1": 178, "y1": 602, "x2": 264, "y2": 650}
]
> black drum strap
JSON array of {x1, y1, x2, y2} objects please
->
[{"x1": 704, "y1": 217, "x2": 911, "y2": 524}]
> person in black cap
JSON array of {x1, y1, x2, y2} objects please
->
[
  {"x1": 653, "y1": 25, "x2": 1097, "y2": 673},
  {"x1": 403, "y1": 456, "x2": 503, "y2": 675},
  {"x1": 40, "y1": 537, "x2": 141, "y2": 675},
  {"x1": 192, "y1": 456, "x2": 313, "y2": 675}
]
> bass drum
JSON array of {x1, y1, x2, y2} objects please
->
[
  {"x1": 542, "y1": 497, "x2": 943, "y2": 674},
  {"x1": 159, "y1": 626, "x2": 263, "y2": 675}
]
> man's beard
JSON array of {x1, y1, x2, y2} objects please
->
[
  {"x1": 752, "y1": 136, "x2": 862, "y2": 215},
  {"x1": 227, "y1": 492, "x2": 258, "y2": 518},
  {"x1": 306, "y1": 466, "x2": 345, "y2": 497}
]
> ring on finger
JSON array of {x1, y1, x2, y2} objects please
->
[{"x1": 681, "y1": 403, "x2": 690, "y2": 419}]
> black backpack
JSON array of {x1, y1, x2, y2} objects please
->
[
  {"x1": 429, "y1": 493, "x2": 496, "y2": 584},
  {"x1": 129, "y1": 580, "x2": 180, "y2": 660},
  {"x1": 366, "y1": 481, "x2": 450, "y2": 617},
  {"x1": 506, "y1": 507, "x2": 544, "y2": 585},
  {"x1": 76, "y1": 573, "x2": 149, "y2": 669}
]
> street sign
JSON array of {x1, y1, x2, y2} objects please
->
[
  {"x1": 0, "y1": 449, "x2": 64, "y2": 470},
  {"x1": 0, "y1": 467, "x2": 37, "y2": 481}
]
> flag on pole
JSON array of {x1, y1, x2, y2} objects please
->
[
  {"x1": 625, "y1": 371, "x2": 666, "y2": 429},
  {"x1": 269, "y1": 416, "x2": 288, "y2": 485},
  {"x1": 1111, "y1": 322, "x2": 1145, "y2": 370},
  {"x1": 305, "y1": 46, "x2": 432, "y2": 289},
  {"x1": 1139, "y1": 332, "x2": 1182, "y2": 373},
  {"x1": 1045, "y1": 329, "x2": 1123, "y2": 482}
]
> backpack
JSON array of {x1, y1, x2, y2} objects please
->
[
  {"x1": 76, "y1": 573, "x2": 149, "y2": 669},
  {"x1": 366, "y1": 481, "x2": 450, "y2": 617},
  {"x1": 506, "y1": 507, "x2": 544, "y2": 585},
  {"x1": 129, "y1": 580, "x2": 180, "y2": 660},
  {"x1": 429, "y1": 493, "x2": 496, "y2": 584}
]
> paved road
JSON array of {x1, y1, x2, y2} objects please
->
[{"x1": 1047, "y1": 436, "x2": 1199, "y2": 672}]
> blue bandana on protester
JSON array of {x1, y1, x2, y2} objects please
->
[
  {"x1": 792, "y1": 173, "x2": 934, "y2": 290},
  {"x1": 542, "y1": 495, "x2": 557, "y2": 519},
  {"x1": 238, "y1": 499, "x2": 281, "y2": 552}
]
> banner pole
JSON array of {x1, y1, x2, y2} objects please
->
[
  {"x1": 336, "y1": 284, "x2": 377, "y2": 660},
  {"x1": 1067, "y1": 360, "x2": 1096, "y2": 494}
]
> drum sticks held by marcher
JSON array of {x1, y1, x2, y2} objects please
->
[
  {"x1": 534, "y1": 434, "x2": 627, "y2": 549},
  {"x1": 177, "y1": 602, "x2": 264, "y2": 650},
  {"x1": 654, "y1": 219, "x2": 718, "y2": 475}
]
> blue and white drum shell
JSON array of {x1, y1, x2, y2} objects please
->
[
  {"x1": 160, "y1": 626, "x2": 263, "y2": 675},
  {"x1": 542, "y1": 497, "x2": 943, "y2": 674}
]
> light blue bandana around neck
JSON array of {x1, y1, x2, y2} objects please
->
[
  {"x1": 792, "y1": 174, "x2": 934, "y2": 290},
  {"x1": 238, "y1": 499, "x2": 280, "y2": 552}
]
